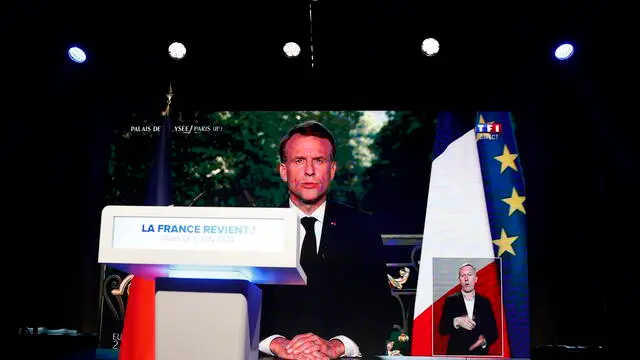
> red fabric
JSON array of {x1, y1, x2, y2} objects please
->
[
  {"x1": 118, "y1": 277, "x2": 155, "y2": 360},
  {"x1": 410, "y1": 306, "x2": 433, "y2": 355}
]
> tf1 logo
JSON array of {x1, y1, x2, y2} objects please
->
[{"x1": 476, "y1": 123, "x2": 502, "y2": 140}]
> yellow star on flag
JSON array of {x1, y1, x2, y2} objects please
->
[
  {"x1": 502, "y1": 187, "x2": 526, "y2": 215},
  {"x1": 494, "y1": 145, "x2": 518, "y2": 173},
  {"x1": 493, "y1": 229, "x2": 518, "y2": 256},
  {"x1": 476, "y1": 114, "x2": 495, "y2": 141}
]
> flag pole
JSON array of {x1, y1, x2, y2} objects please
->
[{"x1": 118, "y1": 83, "x2": 174, "y2": 360}]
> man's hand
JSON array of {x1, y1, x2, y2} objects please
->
[
  {"x1": 269, "y1": 337, "x2": 297, "y2": 359},
  {"x1": 283, "y1": 333, "x2": 345, "y2": 359},
  {"x1": 453, "y1": 315, "x2": 476, "y2": 330},
  {"x1": 469, "y1": 335, "x2": 486, "y2": 351}
]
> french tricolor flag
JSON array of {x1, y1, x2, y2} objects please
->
[{"x1": 411, "y1": 112, "x2": 530, "y2": 358}]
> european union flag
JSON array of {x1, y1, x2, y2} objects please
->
[{"x1": 476, "y1": 111, "x2": 530, "y2": 358}]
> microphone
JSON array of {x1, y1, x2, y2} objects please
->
[
  {"x1": 186, "y1": 190, "x2": 208, "y2": 207},
  {"x1": 185, "y1": 188, "x2": 257, "y2": 207},
  {"x1": 242, "y1": 189, "x2": 257, "y2": 207}
]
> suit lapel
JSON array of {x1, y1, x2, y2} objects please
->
[
  {"x1": 456, "y1": 293, "x2": 467, "y2": 315},
  {"x1": 320, "y1": 201, "x2": 338, "y2": 255},
  {"x1": 472, "y1": 297, "x2": 477, "y2": 320}
]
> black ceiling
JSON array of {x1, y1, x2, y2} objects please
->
[{"x1": 2, "y1": 0, "x2": 623, "y2": 111}]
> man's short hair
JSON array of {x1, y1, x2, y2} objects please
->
[
  {"x1": 458, "y1": 263, "x2": 477, "y2": 275},
  {"x1": 279, "y1": 120, "x2": 336, "y2": 163}
]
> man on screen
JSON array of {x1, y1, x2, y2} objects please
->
[
  {"x1": 438, "y1": 263, "x2": 498, "y2": 356},
  {"x1": 258, "y1": 120, "x2": 393, "y2": 359}
]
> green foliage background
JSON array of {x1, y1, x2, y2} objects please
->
[{"x1": 107, "y1": 111, "x2": 380, "y2": 208}]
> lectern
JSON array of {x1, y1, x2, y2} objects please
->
[{"x1": 98, "y1": 205, "x2": 305, "y2": 360}]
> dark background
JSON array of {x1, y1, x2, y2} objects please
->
[{"x1": 4, "y1": 0, "x2": 635, "y2": 352}]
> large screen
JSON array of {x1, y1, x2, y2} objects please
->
[{"x1": 100, "y1": 110, "x2": 530, "y2": 358}]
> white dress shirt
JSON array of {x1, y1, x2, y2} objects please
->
[
  {"x1": 258, "y1": 200, "x2": 362, "y2": 358},
  {"x1": 455, "y1": 292, "x2": 486, "y2": 349},
  {"x1": 453, "y1": 292, "x2": 475, "y2": 329},
  {"x1": 463, "y1": 293, "x2": 475, "y2": 319}
]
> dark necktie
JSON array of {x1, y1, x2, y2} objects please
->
[{"x1": 300, "y1": 216, "x2": 318, "y2": 272}]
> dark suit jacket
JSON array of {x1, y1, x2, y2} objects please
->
[
  {"x1": 438, "y1": 292, "x2": 498, "y2": 356},
  {"x1": 259, "y1": 200, "x2": 394, "y2": 358}
]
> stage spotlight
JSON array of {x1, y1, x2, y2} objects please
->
[
  {"x1": 554, "y1": 43, "x2": 574, "y2": 60},
  {"x1": 168, "y1": 42, "x2": 186, "y2": 60},
  {"x1": 68, "y1": 46, "x2": 87, "y2": 63},
  {"x1": 421, "y1": 38, "x2": 439, "y2": 57},
  {"x1": 283, "y1": 42, "x2": 301, "y2": 58}
]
